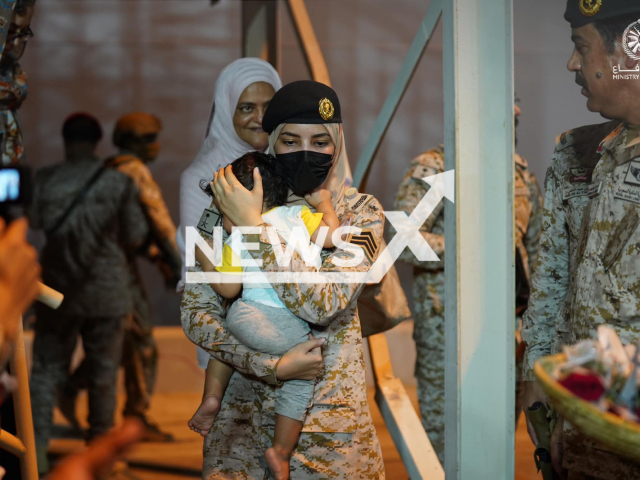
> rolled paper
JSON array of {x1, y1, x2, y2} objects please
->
[{"x1": 36, "y1": 282, "x2": 63, "y2": 310}]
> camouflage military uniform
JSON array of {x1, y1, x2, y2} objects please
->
[
  {"x1": 28, "y1": 157, "x2": 148, "y2": 458},
  {"x1": 0, "y1": 62, "x2": 27, "y2": 165},
  {"x1": 521, "y1": 121, "x2": 640, "y2": 479},
  {"x1": 395, "y1": 147, "x2": 542, "y2": 463},
  {"x1": 107, "y1": 153, "x2": 180, "y2": 417},
  {"x1": 181, "y1": 191, "x2": 385, "y2": 479}
]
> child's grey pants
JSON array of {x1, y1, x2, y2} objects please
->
[{"x1": 227, "y1": 298, "x2": 313, "y2": 422}]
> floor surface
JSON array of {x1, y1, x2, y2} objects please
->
[{"x1": 48, "y1": 387, "x2": 540, "y2": 479}]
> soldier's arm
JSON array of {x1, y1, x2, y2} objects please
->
[
  {"x1": 523, "y1": 171, "x2": 544, "y2": 272},
  {"x1": 180, "y1": 274, "x2": 282, "y2": 385},
  {"x1": 125, "y1": 162, "x2": 182, "y2": 281},
  {"x1": 394, "y1": 152, "x2": 445, "y2": 270},
  {"x1": 181, "y1": 226, "x2": 283, "y2": 384},
  {"x1": 521, "y1": 166, "x2": 570, "y2": 381},
  {"x1": 246, "y1": 198, "x2": 385, "y2": 327},
  {"x1": 118, "y1": 177, "x2": 150, "y2": 251}
]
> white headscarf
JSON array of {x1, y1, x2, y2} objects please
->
[{"x1": 177, "y1": 58, "x2": 282, "y2": 281}]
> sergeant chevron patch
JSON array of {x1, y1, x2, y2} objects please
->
[{"x1": 347, "y1": 228, "x2": 379, "y2": 263}]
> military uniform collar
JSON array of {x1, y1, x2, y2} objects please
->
[
  {"x1": 598, "y1": 123, "x2": 624, "y2": 154},
  {"x1": 626, "y1": 124, "x2": 640, "y2": 149},
  {"x1": 598, "y1": 124, "x2": 640, "y2": 166}
]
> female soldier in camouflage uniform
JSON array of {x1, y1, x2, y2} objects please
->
[{"x1": 182, "y1": 81, "x2": 385, "y2": 479}]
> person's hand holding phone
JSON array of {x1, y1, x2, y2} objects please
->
[{"x1": 0, "y1": 217, "x2": 40, "y2": 342}]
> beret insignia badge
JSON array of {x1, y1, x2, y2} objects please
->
[
  {"x1": 318, "y1": 98, "x2": 334, "y2": 121},
  {"x1": 579, "y1": 0, "x2": 601, "y2": 17}
]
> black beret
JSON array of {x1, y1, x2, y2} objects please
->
[
  {"x1": 262, "y1": 80, "x2": 342, "y2": 134},
  {"x1": 565, "y1": 0, "x2": 640, "y2": 29}
]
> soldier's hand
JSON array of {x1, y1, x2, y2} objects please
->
[
  {"x1": 276, "y1": 335, "x2": 326, "y2": 381},
  {"x1": 212, "y1": 166, "x2": 264, "y2": 228},
  {"x1": 523, "y1": 380, "x2": 547, "y2": 445}
]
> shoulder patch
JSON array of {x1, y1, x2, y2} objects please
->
[
  {"x1": 197, "y1": 208, "x2": 221, "y2": 235},
  {"x1": 346, "y1": 228, "x2": 379, "y2": 263}
]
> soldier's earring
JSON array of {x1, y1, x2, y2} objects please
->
[{"x1": 596, "y1": 71, "x2": 603, "y2": 79}]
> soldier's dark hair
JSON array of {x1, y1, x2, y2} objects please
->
[
  {"x1": 14, "y1": 0, "x2": 36, "y2": 14},
  {"x1": 594, "y1": 13, "x2": 639, "y2": 54},
  {"x1": 199, "y1": 152, "x2": 288, "y2": 211},
  {"x1": 62, "y1": 113, "x2": 103, "y2": 145}
]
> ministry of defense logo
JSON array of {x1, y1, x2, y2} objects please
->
[
  {"x1": 623, "y1": 19, "x2": 640, "y2": 62},
  {"x1": 579, "y1": 0, "x2": 601, "y2": 17}
]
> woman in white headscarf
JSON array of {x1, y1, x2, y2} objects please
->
[
  {"x1": 177, "y1": 58, "x2": 281, "y2": 368},
  {"x1": 177, "y1": 57, "x2": 282, "y2": 281}
]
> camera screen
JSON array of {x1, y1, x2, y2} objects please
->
[{"x1": 0, "y1": 169, "x2": 20, "y2": 202}]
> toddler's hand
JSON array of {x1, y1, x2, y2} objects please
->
[{"x1": 304, "y1": 189, "x2": 331, "y2": 207}]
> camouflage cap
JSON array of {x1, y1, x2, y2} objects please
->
[
  {"x1": 565, "y1": 0, "x2": 640, "y2": 29},
  {"x1": 113, "y1": 112, "x2": 161, "y2": 146}
]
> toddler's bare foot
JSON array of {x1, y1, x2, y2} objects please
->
[
  {"x1": 265, "y1": 446, "x2": 290, "y2": 480},
  {"x1": 188, "y1": 395, "x2": 221, "y2": 437}
]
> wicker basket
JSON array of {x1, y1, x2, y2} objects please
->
[{"x1": 534, "y1": 353, "x2": 640, "y2": 462}]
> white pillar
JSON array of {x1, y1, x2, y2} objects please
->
[{"x1": 443, "y1": 0, "x2": 515, "y2": 478}]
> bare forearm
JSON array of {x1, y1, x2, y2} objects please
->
[{"x1": 312, "y1": 201, "x2": 340, "y2": 247}]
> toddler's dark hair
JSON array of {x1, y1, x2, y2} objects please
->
[{"x1": 200, "y1": 152, "x2": 288, "y2": 210}]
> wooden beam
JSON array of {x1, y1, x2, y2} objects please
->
[
  {"x1": 242, "y1": 0, "x2": 280, "y2": 72},
  {"x1": 369, "y1": 333, "x2": 444, "y2": 479},
  {"x1": 286, "y1": 0, "x2": 331, "y2": 86},
  {"x1": 10, "y1": 319, "x2": 38, "y2": 480},
  {"x1": 352, "y1": 0, "x2": 443, "y2": 190}
]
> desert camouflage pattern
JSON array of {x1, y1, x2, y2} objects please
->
[
  {"x1": 181, "y1": 191, "x2": 385, "y2": 479},
  {"x1": 522, "y1": 121, "x2": 640, "y2": 479},
  {"x1": 395, "y1": 147, "x2": 542, "y2": 463},
  {"x1": 522, "y1": 120, "x2": 621, "y2": 379},
  {"x1": 107, "y1": 154, "x2": 178, "y2": 252},
  {"x1": 107, "y1": 153, "x2": 180, "y2": 417}
]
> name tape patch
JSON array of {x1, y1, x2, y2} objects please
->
[{"x1": 563, "y1": 181, "x2": 602, "y2": 201}]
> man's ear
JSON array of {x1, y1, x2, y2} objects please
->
[{"x1": 624, "y1": 55, "x2": 639, "y2": 70}]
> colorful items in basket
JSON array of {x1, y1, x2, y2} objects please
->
[{"x1": 553, "y1": 326, "x2": 640, "y2": 422}]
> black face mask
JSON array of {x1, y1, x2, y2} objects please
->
[{"x1": 274, "y1": 150, "x2": 333, "y2": 196}]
